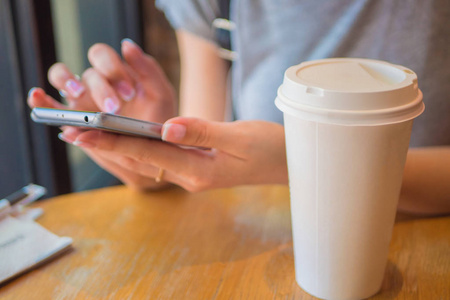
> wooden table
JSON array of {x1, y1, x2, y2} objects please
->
[{"x1": 0, "y1": 185, "x2": 448, "y2": 299}]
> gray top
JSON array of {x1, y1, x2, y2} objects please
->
[{"x1": 156, "y1": 0, "x2": 450, "y2": 147}]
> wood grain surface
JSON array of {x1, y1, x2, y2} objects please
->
[{"x1": 0, "y1": 185, "x2": 448, "y2": 299}]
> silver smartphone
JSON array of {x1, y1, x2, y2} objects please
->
[{"x1": 31, "y1": 107, "x2": 163, "y2": 139}]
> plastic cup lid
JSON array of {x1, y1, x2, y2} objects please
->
[{"x1": 275, "y1": 58, "x2": 424, "y2": 125}]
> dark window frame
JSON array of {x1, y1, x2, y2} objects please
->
[
  {"x1": 0, "y1": 0, "x2": 71, "y2": 198},
  {"x1": 0, "y1": 0, "x2": 142, "y2": 198}
]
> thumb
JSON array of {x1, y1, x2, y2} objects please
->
[{"x1": 162, "y1": 117, "x2": 236, "y2": 150}]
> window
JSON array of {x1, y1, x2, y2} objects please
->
[{"x1": 0, "y1": 0, "x2": 142, "y2": 197}]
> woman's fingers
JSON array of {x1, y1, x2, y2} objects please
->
[
  {"x1": 72, "y1": 130, "x2": 198, "y2": 172},
  {"x1": 82, "y1": 148, "x2": 169, "y2": 191},
  {"x1": 83, "y1": 41, "x2": 177, "y2": 122},
  {"x1": 94, "y1": 151, "x2": 182, "y2": 187},
  {"x1": 82, "y1": 68, "x2": 123, "y2": 114},
  {"x1": 47, "y1": 63, "x2": 99, "y2": 111},
  {"x1": 48, "y1": 63, "x2": 85, "y2": 99},
  {"x1": 57, "y1": 128, "x2": 173, "y2": 190},
  {"x1": 162, "y1": 117, "x2": 247, "y2": 156},
  {"x1": 121, "y1": 39, "x2": 169, "y2": 87},
  {"x1": 88, "y1": 43, "x2": 136, "y2": 102},
  {"x1": 27, "y1": 87, "x2": 66, "y2": 109},
  {"x1": 64, "y1": 117, "x2": 288, "y2": 191},
  {"x1": 58, "y1": 126, "x2": 84, "y2": 144},
  {"x1": 162, "y1": 117, "x2": 288, "y2": 186},
  {"x1": 72, "y1": 117, "x2": 246, "y2": 173},
  {"x1": 121, "y1": 39, "x2": 177, "y2": 111},
  {"x1": 71, "y1": 130, "x2": 221, "y2": 189}
]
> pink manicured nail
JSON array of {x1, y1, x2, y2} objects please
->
[
  {"x1": 59, "y1": 89, "x2": 68, "y2": 98},
  {"x1": 73, "y1": 140, "x2": 95, "y2": 148},
  {"x1": 28, "y1": 87, "x2": 38, "y2": 99},
  {"x1": 121, "y1": 38, "x2": 136, "y2": 45},
  {"x1": 121, "y1": 38, "x2": 139, "y2": 49},
  {"x1": 104, "y1": 97, "x2": 119, "y2": 114},
  {"x1": 162, "y1": 124, "x2": 186, "y2": 142},
  {"x1": 58, "y1": 133, "x2": 74, "y2": 144},
  {"x1": 65, "y1": 79, "x2": 85, "y2": 98},
  {"x1": 116, "y1": 81, "x2": 135, "y2": 101}
]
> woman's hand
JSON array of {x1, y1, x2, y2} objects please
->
[
  {"x1": 30, "y1": 40, "x2": 176, "y2": 122},
  {"x1": 68, "y1": 117, "x2": 289, "y2": 192},
  {"x1": 28, "y1": 40, "x2": 178, "y2": 190}
]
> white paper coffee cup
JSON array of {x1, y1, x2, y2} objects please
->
[{"x1": 275, "y1": 58, "x2": 424, "y2": 300}]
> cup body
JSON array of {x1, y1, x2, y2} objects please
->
[
  {"x1": 285, "y1": 114, "x2": 412, "y2": 299},
  {"x1": 275, "y1": 58, "x2": 424, "y2": 300}
]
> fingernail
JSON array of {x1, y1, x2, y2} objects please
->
[
  {"x1": 162, "y1": 124, "x2": 186, "y2": 142},
  {"x1": 65, "y1": 79, "x2": 85, "y2": 98},
  {"x1": 116, "y1": 81, "x2": 135, "y2": 101},
  {"x1": 121, "y1": 38, "x2": 142, "y2": 53},
  {"x1": 59, "y1": 89, "x2": 68, "y2": 98},
  {"x1": 121, "y1": 38, "x2": 137, "y2": 47},
  {"x1": 28, "y1": 87, "x2": 38, "y2": 98},
  {"x1": 104, "y1": 97, "x2": 119, "y2": 114},
  {"x1": 58, "y1": 133, "x2": 74, "y2": 144},
  {"x1": 73, "y1": 140, "x2": 95, "y2": 148}
]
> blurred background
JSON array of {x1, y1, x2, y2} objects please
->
[{"x1": 0, "y1": 0, "x2": 179, "y2": 198}]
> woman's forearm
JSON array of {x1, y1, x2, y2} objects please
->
[
  {"x1": 176, "y1": 30, "x2": 229, "y2": 121},
  {"x1": 398, "y1": 146, "x2": 450, "y2": 216}
]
